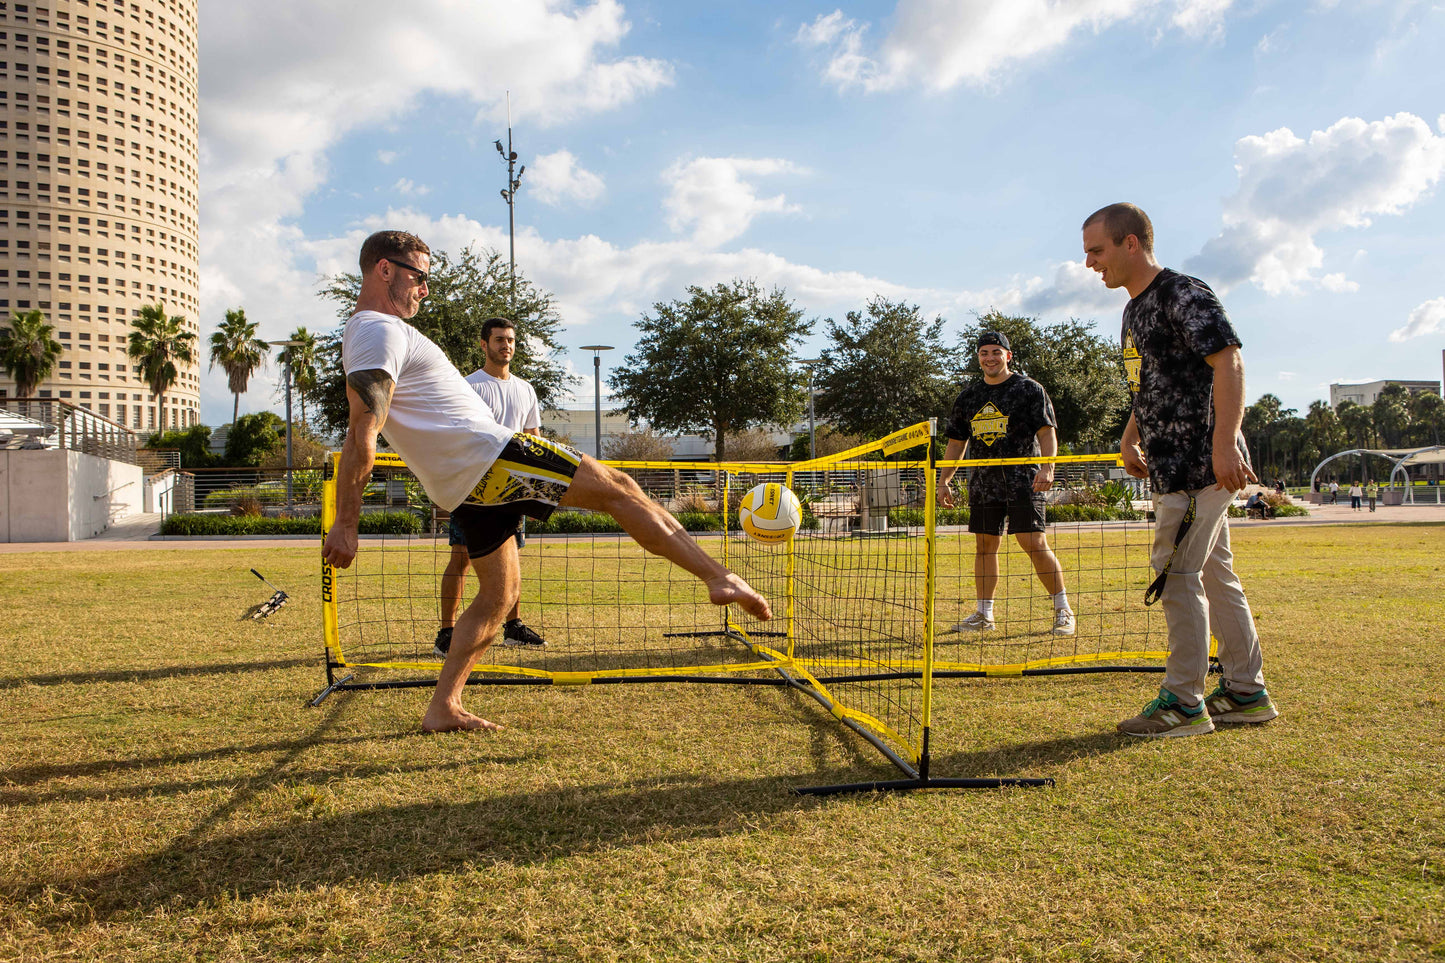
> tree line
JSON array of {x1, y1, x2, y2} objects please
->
[{"x1": 1243, "y1": 388, "x2": 1445, "y2": 486}]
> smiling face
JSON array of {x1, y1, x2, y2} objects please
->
[
  {"x1": 1082, "y1": 220, "x2": 1130, "y2": 291},
  {"x1": 978, "y1": 344, "x2": 1012, "y2": 382}
]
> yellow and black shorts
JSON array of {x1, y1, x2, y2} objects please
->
[{"x1": 450, "y1": 433, "x2": 584, "y2": 559}]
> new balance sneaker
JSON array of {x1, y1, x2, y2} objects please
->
[
  {"x1": 1204, "y1": 683, "x2": 1279, "y2": 724},
  {"x1": 1051, "y1": 608, "x2": 1076, "y2": 637},
  {"x1": 1117, "y1": 688, "x2": 1215, "y2": 738},
  {"x1": 951, "y1": 611, "x2": 996, "y2": 633},
  {"x1": 433, "y1": 626, "x2": 453, "y2": 658},
  {"x1": 502, "y1": 619, "x2": 547, "y2": 647}
]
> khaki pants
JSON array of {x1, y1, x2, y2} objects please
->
[{"x1": 1152, "y1": 485, "x2": 1266, "y2": 704}]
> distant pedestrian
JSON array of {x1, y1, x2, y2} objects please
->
[
  {"x1": 1367, "y1": 480, "x2": 1379, "y2": 512},
  {"x1": 1349, "y1": 481, "x2": 1363, "y2": 511},
  {"x1": 1329, "y1": 480, "x2": 1339, "y2": 504}
]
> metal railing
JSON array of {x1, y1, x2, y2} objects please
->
[{"x1": 0, "y1": 399, "x2": 139, "y2": 464}]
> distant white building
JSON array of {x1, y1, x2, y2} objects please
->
[{"x1": 1329, "y1": 379, "x2": 1441, "y2": 409}]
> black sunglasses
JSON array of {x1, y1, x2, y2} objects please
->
[{"x1": 384, "y1": 257, "x2": 429, "y2": 285}]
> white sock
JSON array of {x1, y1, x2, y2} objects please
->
[
  {"x1": 978, "y1": 599, "x2": 995, "y2": 619},
  {"x1": 1053, "y1": 591, "x2": 1070, "y2": 612}
]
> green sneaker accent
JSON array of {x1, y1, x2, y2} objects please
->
[
  {"x1": 1205, "y1": 684, "x2": 1279, "y2": 724},
  {"x1": 1117, "y1": 687, "x2": 1215, "y2": 738}
]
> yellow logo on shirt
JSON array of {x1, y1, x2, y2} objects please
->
[
  {"x1": 1123, "y1": 330, "x2": 1142, "y2": 394},
  {"x1": 971, "y1": 402, "x2": 1008, "y2": 446}
]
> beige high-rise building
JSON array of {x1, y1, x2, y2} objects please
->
[{"x1": 0, "y1": 0, "x2": 198, "y2": 431}]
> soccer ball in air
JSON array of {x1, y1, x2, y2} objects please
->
[{"x1": 738, "y1": 483, "x2": 802, "y2": 544}]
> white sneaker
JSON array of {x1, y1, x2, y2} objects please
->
[
  {"x1": 1052, "y1": 609, "x2": 1076, "y2": 636},
  {"x1": 952, "y1": 611, "x2": 996, "y2": 632}
]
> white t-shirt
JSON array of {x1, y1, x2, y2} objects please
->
[
  {"x1": 341, "y1": 310, "x2": 512, "y2": 510},
  {"x1": 465, "y1": 369, "x2": 541, "y2": 433}
]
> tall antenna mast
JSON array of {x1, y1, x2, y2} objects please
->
[{"x1": 495, "y1": 91, "x2": 524, "y2": 306}]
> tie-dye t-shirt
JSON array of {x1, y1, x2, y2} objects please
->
[
  {"x1": 1122, "y1": 268, "x2": 1246, "y2": 493},
  {"x1": 944, "y1": 373, "x2": 1056, "y2": 502}
]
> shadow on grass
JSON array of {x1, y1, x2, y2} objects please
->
[
  {"x1": 13, "y1": 712, "x2": 1128, "y2": 924},
  {"x1": 0, "y1": 656, "x2": 318, "y2": 691}
]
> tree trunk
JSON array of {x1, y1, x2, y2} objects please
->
[{"x1": 232, "y1": 392, "x2": 240, "y2": 428}]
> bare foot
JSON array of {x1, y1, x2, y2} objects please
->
[
  {"x1": 706, "y1": 573, "x2": 772, "y2": 621},
  {"x1": 421, "y1": 708, "x2": 505, "y2": 733}
]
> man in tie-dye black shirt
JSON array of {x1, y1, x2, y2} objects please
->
[{"x1": 1083, "y1": 202, "x2": 1278, "y2": 738}]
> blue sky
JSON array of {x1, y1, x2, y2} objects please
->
[{"x1": 197, "y1": 0, "x2": 1445, "y2": 427}]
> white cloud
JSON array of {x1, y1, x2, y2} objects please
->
[
  {"x1": 662, "y1": 157, "x2": 806, "y2": 246},
  {"x1": 198, "y1": 0, "x2": 675, "y2": 413},
  {"x1": 1389, "y1": 297, "x2": 1445, "y2": 342},
  {"x1": 796, "y1": 0, "x2": 1234, "y2": 92},
  {"x1": 529, "y1": 150, "x2": 607, "y2": 207},
  {"x1": 1187, "y1": 113, "x2": 1445, "y2": 294},
  {"x1": 393, "y1": 178, "x2": 431, "y2": 196},
  {"x1": 1278, "y1": 371, "x2": 1297, "y2": 381}
]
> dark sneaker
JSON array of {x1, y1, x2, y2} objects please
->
[
  {"x1": 1204, "y1": 683, "x2": 1279, "y2": 724},
  {"x1": 433, "y1": 626, "x2": 453, "y2": 658},
  {"x1": 502, "y1": 619, "x2": 547, "y2": 648},
  {"x1": 1117, "y1": 687, "x2": 1214, "y2": 738}
]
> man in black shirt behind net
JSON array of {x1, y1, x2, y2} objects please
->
[
  {"x1": 938, "y1": 331, "x2": 1075, "y2": 637},
  {"x1": 1082, "y1": 202, "x2": 1279, "y2": 738}
]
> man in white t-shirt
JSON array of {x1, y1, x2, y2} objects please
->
[
  {"x1": 321, "y1": 231, "x2": 771, "y2": 734},
  {"x1": 435, "y1": 317, "x2": 547, "y2": 654}
]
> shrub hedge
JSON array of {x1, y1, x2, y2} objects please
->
[{"x1": 160, "y1": 511, "x2": 423, "y2": 536}]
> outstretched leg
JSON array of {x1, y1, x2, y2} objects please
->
[{"x1": 559, "y1": 456, "x2": 771, "y2": 621}]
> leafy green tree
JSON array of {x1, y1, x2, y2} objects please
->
[
  {"x1": 1408, "y1": 390, "x2": 1445, "y2": 446},
  {"x1": 276, "y1": 327, "x2": 318, "y2": 429},
  {"x1": 144, "y1": 423, "x2": 217, "y2": 468},
  {"x1": 787, "y1": 425, "x2": 865, "y2": 461},
  {"x1": 223, "y1": 411, "x2": 285, "y2": 467},
  {"x1": 813, "y1": 297, "x2": 956, "y2": 443},
  {"x1": 208, "y1": 307, "x2": 270, "y2": 427},
  {"x1": 128, "y1": 303, "x2": 197, "y2": 431},
  {"x1": 1336, "y1": 401, "x2": 1374, "y2": 484},
  {"x1": 316, "y1": 246, "x2": 576, "y2": 435},
  {"x1": 1371, "y1": 383, "x2": 1411, "y2": 448},
  {"x1": 954, "y1": 311, "x2": 1131, "y2": 452},
  {"x1": 0, "y1": 308, "x2": 64, "y2": 400},
  {"x1": 1305, "y1": 400, "x2": 1344, "y2": 456},
  {"x1": 1242, "y1": 393, "x2": 1296, "y2": 481},
  {"x1": 609, "y1": 279, "x2": 810, "y2": 461}
]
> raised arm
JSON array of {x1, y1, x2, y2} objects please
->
[{"x1": 321, "y1": 370, "x2": 394, "y2": 568}]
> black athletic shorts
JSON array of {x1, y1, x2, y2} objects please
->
[
  {"x1": 450, "y1": 433, "x2": 583, "y2": 559},
  {"x1": 968, "y1": 492, "x2": 1047, "y2": 536}
]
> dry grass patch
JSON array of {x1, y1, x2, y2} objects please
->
[{"x1": 1, "y1": 527, "x2": 1442, "y2": 962}]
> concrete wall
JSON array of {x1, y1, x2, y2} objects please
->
[{"x1": 0, "y1": 450, "x2": 143, "y2": 542}]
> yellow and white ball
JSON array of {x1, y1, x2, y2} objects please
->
[{"x1": 738, "y1": 483, "x2": 802, "y2": 544}]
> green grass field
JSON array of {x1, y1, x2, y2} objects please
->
[{"x1": 2, "y1": 524, "x2": 1443, "y2": 962}]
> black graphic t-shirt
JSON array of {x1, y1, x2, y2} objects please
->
[
  {"x1": 1122, "y1": 268, "x2": 1246, "y2": 493},
  {"x1": 944, "y1": 373, "x2": 1056, "y2": 502}
]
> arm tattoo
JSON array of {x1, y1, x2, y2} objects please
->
[{"x1": 347, "y1": 369, "x2": 394, "y2": 425}]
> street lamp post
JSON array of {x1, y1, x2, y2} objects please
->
[
  {"x1": 269, "y1": 340, "x2": 305, "y2": 510},
  {"x1": 799, "y1": 358, "x2": 821, "y2": 461},
  {"x1": 579, "y1": 345, "x2": 614, "y2": 459}
]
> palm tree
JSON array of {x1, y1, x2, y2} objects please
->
[
  {"x1": 276, "y1": 326, "x2": 318, "y2": 428},
  {"x1": 208, "y1": 307, "x2": 270, "y2": 426},
  {"x1": 0, "y1": 309, "x2": 64, "y2": 406},
  {"x1": 128, "y1": 303, "x2": 197, "y2": 432}
]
